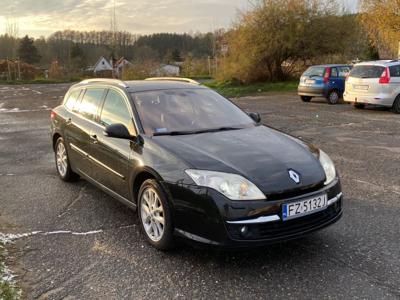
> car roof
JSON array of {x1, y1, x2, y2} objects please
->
[
  {"x1": 125, "y1": 80, "x2": 207, "y2": 93},
  {"x1": 355, "y1": 60, "x2": 400, "y2": 67},
  {"x1": 71, "y1": 79, "x2": 207, "y2": 93},
  {"x1": 308, "y1": 64, "x2": 351, "y2": 68}
]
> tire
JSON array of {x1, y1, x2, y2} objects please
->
[
  {"x1": 138, "y1": 179, "x2": 174, "y2": 250},
  {"x1": 55, "y1": 137, "x2": 79, "y2": 181},
  {"x1": 327, "y1": 90, "x2": 340, "y2": 105},
  {"x1": 392, "y1": 96, "x2": 400, "y2": 114},
  {"x1": 354, "y1": 103, "x2": 365, "y2": 109},
  {"x1": 300, "y1": 96, "x2": 312, "y2": 102}
]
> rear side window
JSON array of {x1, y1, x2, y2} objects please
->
[
  {"x1": 337, "y1": 66, "x2": 350, "y2": 77},
  {"x1": 303, "y1": 67, "x2": 325, "y2": 77},
  {"x1": 331, "y1": 68, "x2": 338, "y2": 77},
  {"x1": 350, "y1": 65, "x2": 385, "y2": 78},
  {"x1": 64, "y1": 90, "x2": 81, "y2": 111},
  {"x1": 100, "y1": 89, "x2": 133, "y2": 131},
  {"x1": 389, "y1": 65, "x2": 400, "y2": 77},
  {"x1": 79, "y1": 88, "x2": 105, "y2": 121}
]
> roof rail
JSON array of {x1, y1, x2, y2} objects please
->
[
  {"x1": 145, "y1": 77, "x2": 200, "y2": 85},
  {"x1": 80, "y1": 78, "x2": 127, "y2": 87}
]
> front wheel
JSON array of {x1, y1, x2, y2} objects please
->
[
  {"x1": 327, "y1": 90, "x2": 340, "y2": 105},
  {"x1": 138, "y1": 179, "x2": 174, "y2": 250},
  {"x1": 55, "y1": 137, "x2": 79, "y2": 181},
  {"x1": 300, "y1": 96, "x2": 312, "y2": 102},
  {"x1": 392, "y1": 96, "x2": 400, "y2": 114}
]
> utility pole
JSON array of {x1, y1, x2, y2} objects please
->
[
  {"x1": 208, "y1": 56, "x2": 211, "y2": 76},
  {"x1": 110, "y1": 0, "x2": 118, "y2": 78},
  {"x1": 17, "y1": 58, "x2": 21, "y2": 80},
  {"x1": 6, "y1": 58, "x2": 11, "y2": 81}
]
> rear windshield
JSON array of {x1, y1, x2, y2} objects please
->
[
  {"x1": 349, "y1": 65, "x2": 385, "y2": 79},
  {"x1": 303, "y1": 67, "x2": 325, "y2": 77}
]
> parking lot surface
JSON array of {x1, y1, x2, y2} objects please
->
[{"x1": 0, "y1": 84, "x2": 399, "y2": 299}]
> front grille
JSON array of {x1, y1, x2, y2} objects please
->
[
  {"x1": 265, "y1": 182, "x2": 325, "y2": 201},
  {"x1": 227, "y1": 199, "x2": 341, "y2": 241}
]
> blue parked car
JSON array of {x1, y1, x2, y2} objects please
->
[{"x1": 298, "y1": 64, "x2": 352, "y2": 104}]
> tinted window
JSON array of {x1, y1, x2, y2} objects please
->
[
  {"x1": 79, "y1": 88, "x2": 105, "y2": 121},
  {"x1": 331, "y1": 68, "x2": 338, "y2": 77},
  {"x1": 303, "y1": 67, "x2": 325, "y2": 77},
  {"x1": 389, "y1": 65, "x2": 400, "y2": 77},
  {"x1": 64, "y1": 90, "x2": 81, "y2": 110},
  {"x1": 350, "y1": 65, "x2": 385, "y2": 78},
  {"x1": 337, "y1": 66, "x2": 350, "y2": 77},
  {"x1": 132, "y1": 89, "x2": 254, "y2": 135},
  {"x1": 100, "y1": 90, "x2": 132, "y2": 129}
]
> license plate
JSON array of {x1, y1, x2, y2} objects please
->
[
  {"x1": 354, "y1": 84, "x2": 369, "y2": 90},
  {"x1": 305, "y1": 79, "x2": 315, "y2": 84},
  {"x1": 282, "y1": 194, "x2": 327, "y2": 221}
]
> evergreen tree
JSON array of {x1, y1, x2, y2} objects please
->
[
  {"x1": 18, "y1": 35, "x2": 41, "y2": 64},
  {"x1": 172, "y1": 49, "x2": 182, "y2": 61}
]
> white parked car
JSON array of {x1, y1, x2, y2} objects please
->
[{"x1": 344, "y1": 60, "x2": 400, "y2": 113}]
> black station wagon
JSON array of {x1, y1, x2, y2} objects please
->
[{"x1": 51, "y1": 78, "x2": 343, "y2": 249}]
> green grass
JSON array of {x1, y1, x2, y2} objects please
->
[
  {"x1": 0, "y1": 245, "x2": 20, "y2": 300},
  {"x1": 205, "y1": 80, "x2": 298, "y2": 98},
  {"x1": 0, "y1": 78, "x2": 82, "y2": 85}
]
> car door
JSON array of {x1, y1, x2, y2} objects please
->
[
  {"x1": 65, "y1": 87, "x2": 106, "y2": 177},
  {"x1": 337, "y1": 66, "x2": 351, "y2": 95},
  {"x1": 328, "y1": 67, "x2": 341, "y2": 93},
  {"x1": 389, "y1": 64, "x2": 400, "y2": 97},
  {"x1": 88, "y1": 88, "x2": 137, "y2": 200}
]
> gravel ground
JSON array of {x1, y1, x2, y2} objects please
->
[{"x1": 0, "y1": 84, "x2": 399, "y2": 299}]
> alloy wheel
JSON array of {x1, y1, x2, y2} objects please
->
[
  {"x1": 56, "y1": 142, "x2": 68, "y2": 177},
  {"x1": 140, "y1": 187, "x2": 165, "y2": 242},
  {"x1": 329, "y1": 91, "x2": 339, "y2": 104}
]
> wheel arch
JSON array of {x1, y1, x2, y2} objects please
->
[
  {"x1": 327, "y1": 88, "x2": 340, "y2": 97},
  {"x1": 130, "y1": 167, "x2": 164, "y2": 204},
  {"x1": 52, "y1": 132, "x2": 62, "y2": 151}
]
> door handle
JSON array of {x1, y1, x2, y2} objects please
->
[{"x1": 90, "y1": 134, "x2": 98, "y2": 144}]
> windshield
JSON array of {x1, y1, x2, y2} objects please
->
[
  {"x1": 303, "y1": 67, "x2": 325, "y2": 77},
  {"x1": 131, "y1": 89, "x2": 255, "y2": 135},
  {"x1": 349, "y1": 65, "x2": 385, "y2": 78}
]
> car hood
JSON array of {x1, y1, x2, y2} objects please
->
[{"x1": 152, "y1": 126, "x2": 326, "y2": 195}]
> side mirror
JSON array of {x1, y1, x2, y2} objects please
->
[
  {"x1": 248, "y1": 112, "x2": 261, "y2": 123},
  {"x1": 104, "y1": 123, "x2": 132, "y2": 139}
]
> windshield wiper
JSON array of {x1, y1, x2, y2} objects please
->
[{"x1": 153, "y1": 126, "x2": 244, "y2": 136}]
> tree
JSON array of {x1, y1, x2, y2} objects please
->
[
  {"x1": 171, "y1": 49, "x2": 182, "y2": 62},
  {"x1": 70, "y1": 43, "x2": 86, "y2": 70},
  {"x1": 18, "y1": 35, "x2": 41, "y2": 64},
  {"x1": 219, "y1": 0, "x2": 352, "y2": 83},
  {"x1": 359, "y1": 0, "x2": 400, "y2": 58}
]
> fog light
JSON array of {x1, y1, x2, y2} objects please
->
[{"x1": 240, "y1": 226, "x2": 248, "y2": 236}]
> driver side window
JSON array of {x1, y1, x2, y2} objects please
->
[{"x1": 100, "y1": 89, "x2": 135, "y2": 135}]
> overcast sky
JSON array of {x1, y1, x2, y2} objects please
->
[{"x1": 0, "y1": 0, "x2": 359, "y2": 38}]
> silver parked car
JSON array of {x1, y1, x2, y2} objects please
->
[{"x1": 344, "y1": 60, "x2": 400, "y2": 113}]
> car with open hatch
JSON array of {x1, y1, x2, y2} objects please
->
[
  {"x1": 298, "y1": 64, "x2": 351, "y2": 104},
  {"x1": 51, "y1": 77, "x2": 343, "y2": 250}
]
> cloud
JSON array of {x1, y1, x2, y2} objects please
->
[{"x1": 0, "y1": 0, "x2": 248, "y2": 37}]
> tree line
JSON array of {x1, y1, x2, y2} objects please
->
[{"x1": 0, "y1": 30, "x2": 217, "y2": 69}]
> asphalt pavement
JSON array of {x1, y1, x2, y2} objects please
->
[{"x1": 0, "y1": 84, "x2": 399, "y2": 299}]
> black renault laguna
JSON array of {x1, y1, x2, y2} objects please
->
[{"x1": 51, "y1": 78, "x2": 342, "y2": 250}]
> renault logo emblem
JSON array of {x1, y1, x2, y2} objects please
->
[{"x1": 288, "y1": 169, "x2": 300, "y2": 184}]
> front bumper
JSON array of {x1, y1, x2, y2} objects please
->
[
  {"x1": 164, "y1": 179, "x2": 343, "y2": 248},
  {"x1": 344, "y1": 92, "x2": 394, "y2": 107}
]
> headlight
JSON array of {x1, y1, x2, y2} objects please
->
[
  {"x1": 319, "y1": 150, "x2": 336, "y2": 185},
  {"x1": 185, "y1": 169, "x2": 265, "y2": 200}
]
